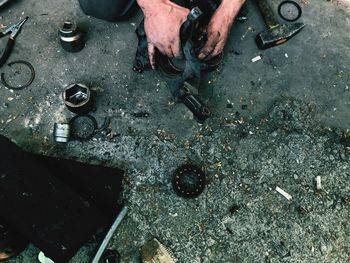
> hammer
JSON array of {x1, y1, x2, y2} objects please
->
[{"x1": 255, "y1": 0, "x2": 305, "y2": 50}]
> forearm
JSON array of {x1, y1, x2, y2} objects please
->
[
  {"x1": 220, "y1": 0, "x2": 246, "y2": 24},
  {"x1": 137, "y1": 0, "x2": 167, "y2": 14}
]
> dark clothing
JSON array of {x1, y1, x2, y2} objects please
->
[{"x1": 79, "y1": 0, "x2": 136, "y2": 21}]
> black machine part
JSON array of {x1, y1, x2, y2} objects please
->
[
  {"x1": 133, "y1": 1, "x2": 220, "y2": 123},
  {"x1": 172, "y1": 164, "x2": 206, "y2": 198},
  {"x1": 59, "y1": 21, "x2": 85, "y2": 53},
  {"x1": 278, "y1": 0, "x2": 302, "y2": 22}
]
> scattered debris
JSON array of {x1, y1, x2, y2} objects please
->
[
  {"x1": 140, "y1": 238, "x2": 176, "y2": 263},
  {"x1": 276, "y1": 186, "x2": 292, "y2": 200}
]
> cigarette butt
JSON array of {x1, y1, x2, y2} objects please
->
[
  {"x1": 276, "y1": 186, "x2": 292, "y2": 200},
  {"x1": 252, "y1": 56, "x2": 262, "y2": 63},
  {"x1": 316, "y1": 176, "x2": 322, "y2": 190}
]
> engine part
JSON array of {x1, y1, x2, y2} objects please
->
[
  {"x1": 134, "y1": 1, "x2": 220, "y2": 123},
  {"x1": 59, "y1": 21, "x2": 85, "y2": 53},
  {"x1": 69, "y1": 114, "x2": 97, "y2": 141},
  {"x1": 91, "y1": 207, "x2": 128, "y2": 263},
  {"x1": 278, "y1": 0, "x2": 302, "y2": 22},
  {"x1": 1, "y1": 60, "x2": 35, "y2": 90},
  {"x1": 53, "y1": 123, "x2": 70, "y2": 143},
  {"x1": 62, "y1": 83, "x2": 93, "y2": 115},
  {"x1": 172, "y1": 164, "x2": 206, "y2": 198},
  {"x1": 0, "y1": 221, "x2": 28, "y2": 261},
  {"x1": 179, "y1": 82, "x2": 210, "y2": 124}
]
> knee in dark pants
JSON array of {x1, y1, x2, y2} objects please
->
[{"x1": 79, "y1": 0, "x2": 137, "y2": 21}]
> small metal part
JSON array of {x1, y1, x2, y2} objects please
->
[
  {"x1": 59, "y1": 21, "x2": 85, "y2": 53},
  {"x1": 53, "y1": 123, "x2": 70, "y2": 143},
  {"x1": 172, "y1": 164, "x2": 206, "y2": 198},
  {"x1": 179, "y1": 82, "x2": 211, "y2": 124},
  {"x1": 1, "y1": 60, "x2": 35, "y2": 90},
  {"x1": 69, "y1": 115, "x2": 97, "y2": 141},
  {"x1": 278, "y1": 1, "x2": 302, "y2": 22},
  {"x1": 91, "y1": 207, "x2": 128, "y2": 263},
  {"x1": 62, "y1": 83, "x2": 93, "y2": 115}
]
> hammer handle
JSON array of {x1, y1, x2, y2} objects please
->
[{"x1": 256, "y1": 0, "x2": 279, "y2": 29}]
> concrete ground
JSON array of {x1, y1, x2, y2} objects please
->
[{"x1": 0, "y1": 0, "x2": 349, "y2": 262}]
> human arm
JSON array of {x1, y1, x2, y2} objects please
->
[
  {"x1": 198, "y1": 0, "x2": 246, "y2": 60},
  {"x1": 136, "y1": 0, "x2": 190, "y2": 69}
]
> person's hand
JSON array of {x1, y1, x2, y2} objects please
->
[
  {"x1": 137, "y1": 0, "x2": 190, "y2": 69},
  {"x1": 198, "y1": 0, "x2": 246, "y2": 60}
]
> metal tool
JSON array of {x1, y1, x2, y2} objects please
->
[
  {"x1": 0, "y1": 17, "x2": 28, "y2": 68},
  {"x1": 255, "y1": 0, "x2": 304, "y2": 50},
  {"x1": 53, "y1": 123, "x2": 70, "y2": 143},
  {"x1": 91, "y1": 207, "x2": 128, "y2": 263},
  {"x1": 62, "y1": 83, "x2": 93, "y2": 115},
  {"x1": 59, "y1": 21, "x2": 85, "y2": 53}
]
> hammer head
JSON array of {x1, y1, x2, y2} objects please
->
[{"x1": 256, "y1": 23, "x2": 305, "y2": 50}]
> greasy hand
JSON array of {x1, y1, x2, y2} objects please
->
[
  {"x1": 198, "y1": 0, "x2": 245, "y2": 60},
  {"x1": 137, "y1": 0, "x2": 190, "y2": 69}
]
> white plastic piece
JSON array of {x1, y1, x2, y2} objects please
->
[
  {"x1": 316, "y1": 176, "x2": 322, "y2": 190},
  {"x1": 276, "y1": 186, "x2": 292, "y2": 200},
  {"x1": 252, "y1": 56, "x2": 262, "y2": 63},
  {"x1": 38, "y1": 252, "x2": 55, "y2": 263}
]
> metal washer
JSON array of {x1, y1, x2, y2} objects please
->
[{"x1": 278, "y1": 0, "x2": 302, "y2": 22}]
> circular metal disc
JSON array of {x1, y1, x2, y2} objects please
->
[
  {"x1": 278, "y1": 1, "x2": 302, "y2": 22},
  {"x1": 172, "y1": 165, "x2": 206, "y2": 198},
  {"x1": 69, "y1": 115, "x2": 97, "y2": 141}
]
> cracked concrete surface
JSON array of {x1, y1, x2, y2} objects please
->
[{"x1": 0, "y1": 0, "x2": 349, "y2": 262}]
